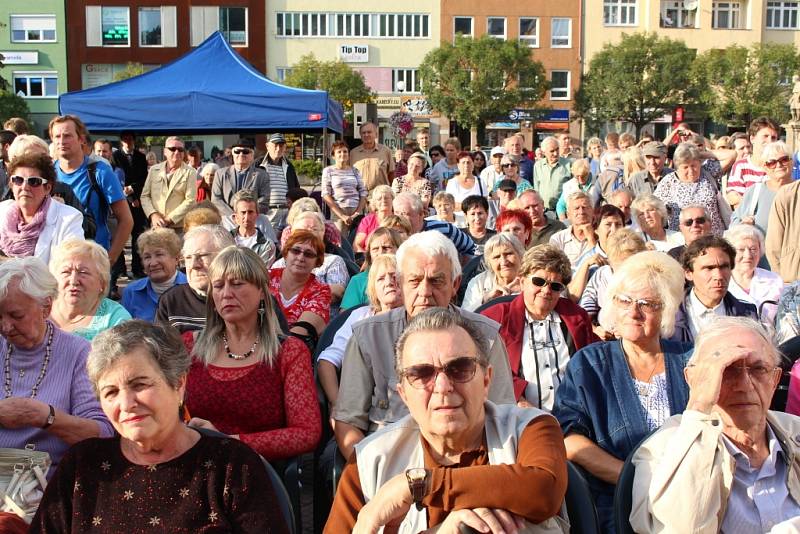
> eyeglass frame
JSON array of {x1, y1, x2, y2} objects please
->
[
  {"x1": 399, "y1": 356, "x2": 482, "y2": 389},
  {"x1": 613, "y1": 294, "x2": 664, "y2": 314},
  {"x1": 9, "y1": 175, "x2": 49, "y2": 187}
]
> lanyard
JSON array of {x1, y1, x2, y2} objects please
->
[{"x1": 527, "y1": 319, "x2": 560, "y2": 409}]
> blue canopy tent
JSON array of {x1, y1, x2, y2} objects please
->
[{"x1": 58, "y1": 32, "x2": 343, "y2": 134}]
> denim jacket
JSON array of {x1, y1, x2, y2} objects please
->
[{"x1": 552, "y1": 339, "x2": 691, "y2": 531}]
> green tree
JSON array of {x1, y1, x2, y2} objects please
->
[
  {"x1": 282, "y1": 54, "x2": 373, "y2": 113},
  {"x1": 691, "y1": 42, "x2": 800, "y2": 128},
  {"x1": 0, "y1": 53, "x2": 9, "y2": 92},
  {"x1": 419, "y1": 35, "x2": 547, "y2": 146},
  {"x1": 575, "y1": 32, "x2": 698, "y2": 136},
  {"x1": 0, "y1": 93, "x2": 30, "y2": 125},
  {"x1": 113, "y1": 62, "x2": 147, "y2": 81}
]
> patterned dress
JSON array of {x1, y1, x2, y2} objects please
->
[
  {"x1": 30, "y1": 434, "x2": 288, "y2": 533},
  {"x1": 268, "y1": 268, "x2": 331, "y2": 325}
]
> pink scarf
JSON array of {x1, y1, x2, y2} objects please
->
[{"x1": 0, "y1": 195, "x2": 51, "y2": 257}]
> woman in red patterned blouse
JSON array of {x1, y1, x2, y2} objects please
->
[
  {"x1": 268, "y1": 230, "x2": 331, "y2": 344},
  {"x1": 185, "y1": 246, "x2": 321, "y2": 461}
]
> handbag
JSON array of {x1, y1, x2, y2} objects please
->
[{"x1": 0, "y1": 445, "x2": 50, "y2": 523}]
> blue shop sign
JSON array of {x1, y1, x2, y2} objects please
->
[{"x1": 507, "y1": 109, "x2": 569, "y2": 122}]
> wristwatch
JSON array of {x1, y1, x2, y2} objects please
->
[
  {"x1": 42, "y1": 404, "x2": 55, "y2": 429},
  {"x1": 405, "y1": 468, "x2": 430, "y2": 511}
]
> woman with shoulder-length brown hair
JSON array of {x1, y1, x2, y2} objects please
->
[{"x1": 321, "y1": 140, "x2": 368, "y2": 234}]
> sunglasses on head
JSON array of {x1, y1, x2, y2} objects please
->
[
  {"x1": 165, "y1": 146, "x2": 185, "y2": 153},
  {"x1": 765, "y1": 155, "x2": 791, "y2": 169},
  {"x1": 530, "y1": 276, "x2": 565, "y2": 293},
  {"x1": 10, "y1": 175, "x2": 49, "y2": 187},
  {"x1": 288, "y1": 247, "x2": 317, "y2": 259},
  {"x1": 401, "y1": 356, "x2": 479, "y2": 389},
  {"x1": 681, "y1": 216, "x2": 707, "y2": 227},
  {"x1": 232, "y1": 148, "x2": 252, "y2": 155}
]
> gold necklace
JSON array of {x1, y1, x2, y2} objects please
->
[{"x1": 621, "y1": 340, "x2": 663, "y2": 396}]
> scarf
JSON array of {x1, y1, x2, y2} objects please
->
[
  {"x1": 0, "y1": 195, "x2": 51, "y2": 258},
  {"x1": 151, "y1": 271, "x2": 178, "y2": 296}
]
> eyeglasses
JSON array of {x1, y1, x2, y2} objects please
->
[
  {"x1": 681, "y1": 216, "x2": 707, "y2": 227},
  {"x1": 722, "y1": 364, "x2": 780, "y2": 384},
  {"x1": 529, "y1": 276, "x2": 565, "y2": 293},
  {"x1": 10, "y1": 175, "x2": 49, "y2": 187},
  {"x1": 736, "y1": 246, "x2": 759, "y2": 256},
  {"x1": 502, "y1": 163, "x2": 518, "y2": 168},
  {"x1": 165, "y1": 146, "x2": 185, "y2": 153},
  {"x1": 401, "y1": 356, "x2": 479, "y2": 389},
  {"x1": 613, "y1": 294, "x2": 664, "y2": 314},
  {"x1": 183, "y1": 252, "x2": 215, "y2": 265},
  {"x1": 288, "y1": 247, "x2": 317, "y2": 259},
  {"x1": 232, "y1": 148, "x2": 252, "y2": 155},
  {"x1": 764, "y1": 156, "x2": 792, "y2": 169}
]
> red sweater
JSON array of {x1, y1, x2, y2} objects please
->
[{"x1": 185, "y1": 336, "x2": 321, "y2": 460}]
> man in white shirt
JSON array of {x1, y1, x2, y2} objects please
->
[
  {"x1": 480, "y1": 146, "x2": 505, "y2": 194},
  {"x1": 549, "y1": 191, "x2": 596, "y2": 267}
]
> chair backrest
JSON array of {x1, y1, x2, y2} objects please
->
[
  {"x1": 346, "y1": 212, "x2": 366, "y2": 246},
  {"x1": 313, "y1": 304, "x2": 365, "y2": 363},
  {"x1": 456, "y1": 254, "x2": 485, "y2": 306},
  {"x1": 474, "y1": 293, "x2": 517, "y2": 315},
  {"x1": 773, "y1": 335, "x2": 800, "y2": 411},
  {"x1": 566, "y1": 461, "x2": 601, "y2": 534},
  {"x1": 336, "y1": 239, "x2": 356, "y2": 262}
]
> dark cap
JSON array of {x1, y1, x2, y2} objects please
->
[
  {"x1": 642, "y1": 141, "x2": 667, "y2": 157},
  {"x1": 497, "y1": 179, "x2": 517, "y2": 192},
  {"x1": 268, "y1": 133, "x2": 286, "y2": 144},
  {"x1": 232, "y1": 137, "x2": 255, "y2": 149}
]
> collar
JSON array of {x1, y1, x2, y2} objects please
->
[
  {"x1": 722, "y1": 424, "x2": 785, "y2": 472},
  {"x1": 420, "y1": 427, "x2": 488, "y2": 467},
  {"x1": 524, "y1": 309, "x2": 562, "y2": 326},
  {"x1": 689, "y1": 289, "x2": 724, "y2": 316}
]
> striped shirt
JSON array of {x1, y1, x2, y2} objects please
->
[
  {"x1": 727, "y1": 157, "x2": 767, "y2": 196},
  {"x1": 422, "y1": 219, "x2": 475, "y2": 256},
  {"x1": 321, "y1": 165, "x2": 367, "y2": 209},
  {"x1": 264, "y1": 162, "x2": 288, "y2": 206}
]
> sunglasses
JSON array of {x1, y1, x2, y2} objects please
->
[
  {"x1": 288, "y1": 247, "x2": 317, "y2": 259},
  {"x1": 165, "y1": 146, "x2": 185, "y2": 153},
  {"x1": 530, "y1": 276, "x2": 565, "y2": 293},
  {"x1": 613, "y1": 294, "x2": 663, "y2": 314},
  {"x1": 681, "y1": 216, "x2": 707, "y2": 227},
  {"x1": 10, "y1": 175, "x2": 49, "y2": 187},
  {"x1": 502, "y1": 163, "x2": 518, "y2": 168},
  {"x1": 765, "y1": 156, "x2": 791, "y2": 169},
  {"x1": 232, "y1": 148, "x2": 252, "y2": 155},
  {"x1": 401, "y1": 356, "x2": 479, "y2": 389}
]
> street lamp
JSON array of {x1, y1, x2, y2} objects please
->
[{"x1": 396, "y1": 80, "x2": 406, "y2": 93}]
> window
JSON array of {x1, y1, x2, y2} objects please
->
[
  {"x1": 220, "y1": 7, "x2": 247, "y2": 45},
  {"x1": 138, "y1": 7, "x2": 176, "y2": 47},
  {"x1": 334, "y1": 14, "x2": 370, "y2": 37},
  {"x1": 550, "y1": 71, "x2": 570, "y2": 100},
  {"x1": 392, "y1": 69, "x2": 420, "y2": 93},
  {"x1": 10, "y1": 15, "x2": 56, "y2": 43},
  {"x1": 518, "y1": 70, "x2": 541, "y2": 90},
  {"x1": 551, "y1": 18, "x2": 571, "y2": 47},
  {"x1": 276, "y1": 68, "x2": 293, "y2": 82},
  {"x1": 767, "y1": 1, "x2": 799, "y2": 29},
  {"x1": 100, "y1": 7, "x2": 129, "y2": 46},
  {"x1": 604, "y1": 0, "x2": 638, "y2": 26},
  {"x1": 454, "y1": 16, "x2": 473, "y2": 38},
  {"x1": 487, "y1": 17, "x2": 506, "y2": 39},
  {"x1": 660, "y1": 0, "x2": 698, "y2": 28},
  {"x1": 275, "y1": 13, "x2": 429, "y2": 38},
  {"x1": 13, "y1": 72, "x2": 57, "y2": 98},
  {"x1": 712, "y1": 1, "x2": 742, "y2": 28},
  {"x1": 518, "y1": 18, "x2": 539, "y2": 47}
]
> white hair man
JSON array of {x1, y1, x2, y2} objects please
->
[
  {"x1": 631, "y1": 316, "x2": 800, "y2": 533},
  {"x1": 533, "y1": 136, "x2": 572, "y2": 212},
  {"x1": 392, "y1": 192, "x2": 475, "y2": 257},
  {"x1": 333, "y1": 231, "x2": 515, "y2": 461}
]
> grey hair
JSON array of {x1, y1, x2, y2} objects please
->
[
  {"x1": 483, "y1": 233, "x2": 525, "y2": 277},
  {"x1": 201, "y1": 162, "x2": 219, "y2": 175},
  {"x1": 724, "y1": 223, "x2": 765, "y2": 253},
  {"x1": 7, "y1": 134, "x2": 49, "y2": 161},
  {"x1": 566, "y1": 190, "x2": 591, "y2": 210},
  {"x1": 396, "y1": 230, "x2": 462, "y2": 281},
  {"x1": 690, "y1": 316, "x2": 781, "y2": 367},
  {"x1": 631, "y1": 193, "x2": 669, "y2": 222},
  {"x1": 88, "y1": 320, "x2": 190, "y2": 396},
  {"x1": 369, "y1": 185, "x2": 394, "y2": 210},
  {"x1": 292, "y1": 210, "x2": 326, "y2": 232},
  {"x1": 601, "y1": 251, "x2": 685, "y2": 337},
  {"x1": 0, "y1": 257, "x2": 58, "y2": 305},
  {"x1": 393, "y1": 192, "x2": 424, "y2": 215},
  {"x1": 672, "y1": 142, "x2": 702, "y2": 167},
  {"x1": 165, "y1": 136, "x2": 183, "y2": 146},
  {"x1": 182, "y1": 224, "x2": 235, "y2": 256},
  {"x1": 286, "y1": 197, "x2": 321, "y2": 227},
  {"x1": 394, "y1": 307, "x2": 489, "y2": 378},
  {"x1": 49, "y1": 239, "x2": 111, "y2": 293},
  {"x1": 541, "y1": 136, "x2": 558, "y2": 149},
  {"x1": 586, "y1": 137, "x2": 602, "y2": 148},
  {"x1": 761, "y1": 141, "x2": 790, "y2": 163},
  {"x1": 231, "y1": 188, "x2": 258, "y2": 207}
]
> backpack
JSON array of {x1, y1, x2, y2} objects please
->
[{"x1": 81, "y1": 162, "x2": 110, "y2": 240}]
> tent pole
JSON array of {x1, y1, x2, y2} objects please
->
[{"x1": 322, "y1": 127, "x2": 328, "y2": 169}]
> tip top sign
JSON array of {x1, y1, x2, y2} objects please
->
[{"x1": 339, "y1": 45, "x2": 369, "y2": 63}]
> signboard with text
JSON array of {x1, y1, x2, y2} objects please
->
[
  {"x1": 0, "y1": 51, "x2": 38, "y2": 65},
  {"x1": 338, "y1": 44, "x2": 369, "y2": 63}
]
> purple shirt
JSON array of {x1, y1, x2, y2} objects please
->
[{"x1": 0, "y1": 322, "x2": 113, "y2": 474}]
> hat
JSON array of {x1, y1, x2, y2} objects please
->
[
  {"x1": 232, "y1": 137, "x2": 255, "y2": 149},
  {"x1": 490, "y1": 146, "x2": 506, "y2": 157},
  {"x1": 268, "y1": 133, "x2": 286, "y2": 144},
  {"x1": 497, "y1": 179, "x2": 517, "y2": 192},
  {"x1": 641, "y1": 141, "x2": 667, "y2": 157}
]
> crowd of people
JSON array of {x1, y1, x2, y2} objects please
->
[{"x1": 1, "y1": 113, "x2": 800, "y2": 533}]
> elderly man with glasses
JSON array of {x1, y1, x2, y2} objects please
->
[
  {"x1": 140, "y1": 136, "x2": 197, "y2": 232},
  {"x1": 326, "y1": 307, "x2": 568, "y2": 534},
  {"x1": 212, "y1": 137, "x2": 270, "y2": 218},
  {"x1": 631, "y1": 316, "x2": 800, "y2": 533}
]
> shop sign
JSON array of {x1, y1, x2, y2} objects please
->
[
  {"x1": 339, "y1": 44, "x2": 369, "y2": 63},
  {"x1": 0, "y1": 51, "x2": 38, "y2": 65}
]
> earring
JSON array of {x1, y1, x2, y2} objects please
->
[{"x1": 258, "y1": 300, "x2": 266, "y2": 325}]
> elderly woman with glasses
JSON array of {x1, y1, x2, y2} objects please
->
[
  {"x1": 731, "y1": 141, "x2": 795, "y2": 236},
  {"x1": 654, "y1": 142, "x2": 727, "y2": 236},
  {"x1": 0, "y1": 152, "x2": 83, "y2": 263},
  {"x1": 462, "y1": 233, "x2": 525, "y2": 312},
  {"x1": 341, "y1": 227, "x2": 405, "y2": 310},
  {"x1": 354, "y1": 185, "x2": 395, "y2": 253},
  {"x1": 31, "y1": 321, "x2": 288, "y2": 533},
  {"x1": 631, "y1": 193, "x2": 684, "y2": 252},
  {"x1": 724, "y1": 224, "x2": 783, "y2": 324},
  {"x1": 494, "y1": 155, "x2": 533, "y2": 197},
  {"x1": 553, "y1": 251, "x2": 691, "y2": 532},
  {"x1": 392, "y1": 153, "x2": 433, "y2": 210},
  {"x1": 481, "y1": 244, "x2": 598, "y2": 410}
]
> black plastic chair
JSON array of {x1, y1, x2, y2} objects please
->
[
  {"x1": 346, "y1": 212, "x2": 366, "y2": 246},
  {"x1": 474, "y1": 293, "x2": 517, "y2": 315},
  {"x1": 773, "y1": 335, "x2": 800, "y2": 412},
  {"x1": 456, "y1": 255, "x2": 485, "y2": 307},
  {"x1": 566, "y1": 461, "x2": 601, "y2": 534},
  {"x1": 614, "y1": 450, "x2": 637, "y2": 534}
]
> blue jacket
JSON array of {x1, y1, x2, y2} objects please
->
[
  {"x1": 669, "y1": 290, "x2": 758, "y2": 344},
  {"x1": 122, "y1": 271, "x2": 188, "y2": 322},
  {"x1": 552, "y1": 339, "x2": 691, "y2": 532}
]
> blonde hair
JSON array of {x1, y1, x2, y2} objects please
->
[
  {"x1": 286, "y1": 197, "x2": 320, "y2": 227},
  {"x1": 366, "y1": 254, "x2": 398, "y2": 312},
  {"x1": 623, "y1": 147, "x2": 645, "y2": 179},
  {"x1": 7, "y1": 134, "x2": 49, "y2": 161},
  {"x1": 605, "y1": 228, "x2": 646, "y2": 264},
  {"x1": 136, "y1": 227, "x2": 182, "y2": 257},
  {"x1": 49, "y1": 239, "x2": 111, "y2": 293}
]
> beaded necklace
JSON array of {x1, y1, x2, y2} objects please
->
[
  {"x1": 3, "y1": 323, "x2": 54, "y2": 398},
  {"x1": 223, "y1": 333, "x2": 259, "y2": 360}
]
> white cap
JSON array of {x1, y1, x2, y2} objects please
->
[{"x1": 490, "y1": 146, "x2": 506, "y2": 157}]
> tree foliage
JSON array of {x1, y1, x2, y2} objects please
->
[
  {"x1": 0, "y1": 92, "x2": 30, "y2": 125},
  {"x1": 282, "y1": 54, "x2": 373, "y2": 112},
  {"x1": 113, "y1": 62, "x2": 148, "y2": 82},
  {"x1": 419, "y1": 35, "x2": 548, "y2": 131},
  {"x1": 691, "y1": 42, "x2": 800, "y2": 127},
  {"x1": 575, "y1": 32, "x2": 698, "y2": 135}
]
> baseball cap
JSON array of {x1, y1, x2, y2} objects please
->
[
  {"x1": 642, "y1": 141, "x2": 667, "y2": 157},
  {"x1": 490, "y1": 146, "x2": 506, "y2": 157},
  {"x1": 232, "y1": 137, "x2": 255, "y2": 149},
  {"x1": 268, "y1": 133, "x2": 286, "y2": 144}
]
